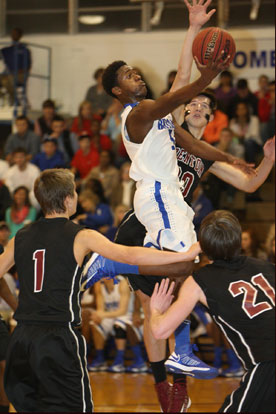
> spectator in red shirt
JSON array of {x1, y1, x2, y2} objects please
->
[
  {"x1": 71, "y1": 132, "x2": 100, "y2": 183},
  {"x1": 90, "y1": 118, "x2": 112, "y2": 152},
  {"x1": 70, "y1": 100, "x2": 102, "y2": 137},
  {"x1": 255, "y1": 75, "x2": 274, "y2": 143}
]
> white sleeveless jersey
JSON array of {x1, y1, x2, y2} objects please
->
[{"x1": 121, "y1": 103, "x2": 179, "y2": 184}]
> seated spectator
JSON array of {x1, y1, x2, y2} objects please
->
[
  {"x1": 0, "y1": 159, "x2": 9, "y2": 179},
  {"x1": 101, "y1": 98, "x2": 123, "y2": 145},
  {"x1": 0, "y1": 27, "x2": 31, "y2": 105},
  {"x1": 4, "y1": 115, "x2": 40, "y2": 163},
  {"x1": 87, "y1": 277, "x2": 147, "y2": 373},
  {"x1": 105, "y1": 204, "x2": 129, "y2": 242},
  {"x1": 228, "y1": 78, "x2": 258, "y2": 119},
  {"x1": 217, "y1": 127, "x2": 244, "y2": 159},
  {"x1": 90, "y1": 118, "x2": 112, "y2": 152},
  {"x1": 3, "y1": 147, "x2": 40, "y2": 194},
  {"x1": 34, "y1": 99, "x2": 56, "y2": 138},
  {"x1": 255, "y1": 75, "x2": 271, "y2": 143},
  {"x1": 214, "y1": 70, "x2": 237, "y2": 115},
  {"x1": 260, "y1": 80, "x2": 275, "y2": 143},
  {"x1": 203, "y1": 108, "x2": 229, "y2": 145},
  {"x1": 5, "y1": 186, "x2": 36, "y2": 238},
  {"x1": 71, "y1": 132, "x2": 100, "y2": 182},
  {"x1": 0, "y1": 181, "x2": 11, "y2": 220},
  {"x1": 31, "y1": 136, "x2": 65, "y2": 171},
  {"x1": 241, "y1": 227, "x2": 268, "y2": 260},
  {"x1": 83, "y1": 177, "x2": 108, "y2": 204},
  {"x1": 75, "y1": 189, "x2": 113, "y2": 233},
  {"x1": 161, "y1": 70, "x2": 177, "y2": 95},
  {"x1": 50, "y1": 115, "x2": 79, "y2": 167},
  {"x1": 0, "y1": 221, "x2": 10, "y2": 249},
  {"x1": 71, "y1": 100, "x2": 101, "y2": 137},
  {"x1": 85, "y1": 150, "x2": 120, "y2": 202},
  {"x1": 191, "y1": 182, "x2": 214, "y2": 235},
  {"x1": 229, "y1": 102, "x2": 262, "y2": 164},
  {"x1": 85, "y1": 67, "x2": 113, "y2": 117},
  {"x1": 110, "y1": 161, "x2": 135, "y2": 210}
]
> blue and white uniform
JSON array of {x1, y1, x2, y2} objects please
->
[{"x1": 121, "y1": 103, "x2": 196, "y2": 252}]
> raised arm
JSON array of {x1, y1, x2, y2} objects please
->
[
  {"x1": 75, "y1": 229, "x2": 201, "y2": 268},
  {"x1": 0, "y1": 278, "x2": 18, "y2": 312},
  {"x1": 174, "y1": 122, "x2": 255, "y2": 170},
  {"x1": 150, "y1": 276, "x2": 204, "y2": 339},
  {"x1": 209, "y1": 136, "x2": 275, "y2": 192}
]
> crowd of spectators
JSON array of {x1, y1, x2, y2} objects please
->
[{"x1": 0, "y1": 66, "x2": 274, "y2": 374}]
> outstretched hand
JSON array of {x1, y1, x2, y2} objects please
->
[
  {"x1": 263, "y1": 136, "x2": 275, "y2": 162},
  {"x1": 150, "y1": 278, "x2": 175, "y2": 314},
  {"x1": 194, "y1": 50, "x2": 231, "y2": 82},
  {"x1": 184, "y1": 0, "x2": 216, "y2": 28}
]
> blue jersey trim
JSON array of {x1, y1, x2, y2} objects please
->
[
  {"x1": 154, "y1": 181, "x2": 171, "y2": 229},
  {"x1": 124, "y1": 102, "x2": 139, "y2": 108}
]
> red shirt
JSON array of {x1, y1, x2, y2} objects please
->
[
  {"x1": 91, "y1": 134, "x2": 112, "y2": 151},
  {"x1": 71, "y1": 148, "x2": 100, "y2": 178}
]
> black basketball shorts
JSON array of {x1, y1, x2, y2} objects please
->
[
  {"x1": 4, "y1": 322, "x2": 93, "y2": 412},
  {"x1": 115, "y1": 209, "x2": 167, "y2": 297},
  {"x1": 0, "y1": 316, "x2": 10, "y2": 361}
]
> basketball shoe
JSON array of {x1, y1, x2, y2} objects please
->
[
  {"x1": 125, "y1": 361, "x2": 148, "y2": 373},
  {"x1": 165, "y1": 321, "x2": 218, "y2": 379},
  {"x1": 154, "y1": 380, "x2": 172, "y2": 413},
  {"x1": 108, "y1": 362, "x2": 125, "y2": 373},
  {"x1": 87, "y1": 358, "x2": 107, "y2": 372},
  {"x1": 169, "y1": 380, "x2": 191, "y2": 413}
]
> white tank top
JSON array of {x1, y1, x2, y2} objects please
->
[
  {"x1": 100, "y1": 276, "x2": 133, "y2": 315},
  {"x1": 121, "y1": 103, "x2": 180, "y2": 185}
]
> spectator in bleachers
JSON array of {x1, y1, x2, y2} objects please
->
[
  {"x1": 203, "y1": 88, "x2": 229, "y2": 145},
  {"x1": 241, "y1": 227, "x2": 268, "y2": 260},
  {"x1": 83, "y1": 178, "x2": 108, "y2": 204},
  {"x1": 228, "y1": 78, "x2": 258, "y2": 119},
  {"x1": 101, "y1": 98, "x2": 123, "y2": 144},
  {"x1": 0, "y1": 159, "x2": 9, "y2": 179},
  {"x1": 34, "y1": 99, "x2": 56, "y2": 138},
  {"x1": 3, "y1": 148, "x2": 40, "y2": 194},
  {"x1": 87, "y1": 277, "x2": 147, "y2": 373},
  {"x1": 161, "y1": 70, "x2": 177, "y2": 95},
  {"x1": 110, "y1": 161, "x2": 135, "y2": 210},
  {"x1": 85, "y1": 68, "x2": 113, "y2": 117},
  {"x1": 265, "y1": 223, "x2": 275, "y2": 264},
  {"x1": 0, "y1": 222, "x2": 10, "y2": 249},
  {"x1": 75, "y1": 189, "x2": 113, "y2": 234},
  {"x1": 90, "y1": 118, "x2": 112, "y2": 153},
  {"x1": 261, "y1": 80, "x2": 275, "y2": 144},
  {"x1": 31, "y1": 136, "x2": 65, "y2": 171},
  {"x1": 50, "y1": 115, "x2": 79, "y2": 167},
  {"x1": 71, "y1": 132, "x2": 100, "y2": 183},
  {"x1": 229, "y1": 101, "x2": 262, "y2": 164},
  {"x1": 5, "y1": 186, "x2": 36, "y2": 239},
  {"x1": 0, "y1": 182, "x2": 11, "y2": 221},
  {"x1": 70, "y1": 100, "x2": 101, "y2": 137},
  {"x1": 0, "y1": 27, "x2": 31, "y2": 105},
  {"x1": 255, "y1": 75, "x2": 271, "y2": 143},
  {"x1": 4, "y1": 116, "x2": 40, "y2": 163},
  {"x1": 214, "y1": 70, "x2": 237, "y2": 116},
  {"x1": 85, "y1": 150, "x2": 120, "y2": 203},
  {"x1": 216, "y1": 127, "x2": 244, "y2": 159},
  {"x1": 105, "y1": 204, "x2": 129, "y2": 242}
]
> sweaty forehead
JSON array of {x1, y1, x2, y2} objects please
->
[{"x1": 117, "y1": 65, "x2": 133, "y2": 78}]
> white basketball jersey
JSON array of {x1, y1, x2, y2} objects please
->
[
  {"x1": 121, "y1": 103, "x2": 179, "y2": 184},
  {"x1": 101, "y1": 276, "x2": 132, "y2": 315}
]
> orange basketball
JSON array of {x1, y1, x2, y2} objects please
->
[{"x1": 192, "y1": 27, "x2": 236, "y2": 65}]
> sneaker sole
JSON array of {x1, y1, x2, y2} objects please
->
[{"x1": 165, "y1": 360, "x2": 218, "y2": 379}]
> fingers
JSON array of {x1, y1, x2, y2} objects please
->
[
  {"x1": 207, "y1": 8, "x2": 216, "y2": 18},
  {"x1": 183, "y1": 0, "x2": 191, "y2": 9},
  {"x1": 194, "y1": 55, "x2": 204, "y2": 69},
  {"x1": 203, "y1": 0, "x2": 212, "y2": 8}
]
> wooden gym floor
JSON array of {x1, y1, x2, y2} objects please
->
[{"x1": 90, "y1": 372, "x2": 240, "y2": 412}]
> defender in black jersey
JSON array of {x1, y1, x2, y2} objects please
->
[
  {"x1": 0, "y1": 169, "x2": 199, "y2": 412},
  {"x1": 150, "y1": 210, "x2": 275, "y2": 413}
]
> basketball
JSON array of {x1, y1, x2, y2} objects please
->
[{"x1": 192, "y1": 27, "x2": 236, "y2": 65}]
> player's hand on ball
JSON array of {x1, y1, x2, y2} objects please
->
[
  {"x1": 150, "y1": 278, "x2": 175, "y2": 314},
  {"x1": 194, "y1": 50, "x2": 231, "y2": 82}
]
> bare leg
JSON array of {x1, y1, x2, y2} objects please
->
[{"x1": 0, "y1": 361, "x2": 9, "y2": 409}]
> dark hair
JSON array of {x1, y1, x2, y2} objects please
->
[
  {"x1": 94, "y1": 67, "x2": 104, "y2": 80},
  {"x1": 237, "y1": 79, "x2": 248, "y2": 90},
  {"x1": 219, "y1": 70, "x2": 233, "y2": 86},
  {"x1": 52, "y1": 115, "x2": 65, "y2": 123},
  {"x1": 269, "y1": 80, "x2": 275, "y2": 86},
  {"x1": 42, "y1": 99, "x2": 55, "y2": 109},
  {"x1": 198, "y1": 210, "x2": 241, "y2": 260},
  {"x1": 241, "y1": 227, "x2": 260, "y2": 258},
  {"x1": 12, "y1": 186, "x2": 31, "y2": 209},
  {"x1": 12, "y1": 147, "x2": 28, "y2": 156},
  {"x1": 234, "y1": 101, "x2": 250, "y2": 123},
  {"x1": 84, "y1": 178, "x2": 107, "y2": 203},
  {"x1": 16, "y1": 115, "x2": 28, "y2": 123},
  {"x1": 102, "y1": 60, "x2": 127, "y2": 98},
  {"x1": 185, "y1": 90, "x2": 217, "y2": 113},
  {"x1": 34, "y1": 169, "x2": 75, "y2": 215}
]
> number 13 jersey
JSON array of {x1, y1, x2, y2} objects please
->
[
  {"x1": 193, "y1": 256, "x2": 275, "y2": 369},
  {"x1": 14, "y1": 218, "x2": 84, "y2": 325}
]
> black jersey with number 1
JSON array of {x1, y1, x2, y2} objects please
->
[{"x1": 14, "y1": 217, "x2": 84, "y2": 325}]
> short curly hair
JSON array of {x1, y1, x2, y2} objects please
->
[{"x1": 102, "y1": 60, "x2": 127, "y2": 98}]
